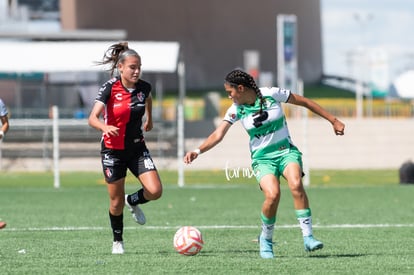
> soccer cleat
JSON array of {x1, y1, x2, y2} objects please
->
[
  {"x1": 303, "y1": 235, "x2": 324, "y2": 252},
  {"x1": 259, "y1": 235, "x2": 274, "y2": 259},
  {"x1": 112, "y1": 241, "x2": 124, "y2": 254},
  {"x1": 125, "y1": 195, "x2": 146, "y2": 225}
]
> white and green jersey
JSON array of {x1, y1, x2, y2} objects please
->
[
  {"x1": 223, "y1": 87, "x2": 294, "y2": 160},
  {"x1": 0, "y1": 99, "x2": 8, "y2": 117}
]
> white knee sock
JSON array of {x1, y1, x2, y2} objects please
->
[
  {"x1": 297, "y1": 216, "x2": 313, "y2": 237},
  {"x1": 260, "y1": 212, "x2": 276, "y2": 240},
  {"x1": 295, "y1": 208, "x2": 313, "y2": 237},
  {"x1": 261, "y1": 222, "x2": 275, "y2": 240}
]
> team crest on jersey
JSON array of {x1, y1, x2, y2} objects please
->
[{"x1": 136, "y1": 92, "x2": 145, "y2": 102}]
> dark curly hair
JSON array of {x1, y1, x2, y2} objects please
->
[{"x1": 225, "y1": 69, "x2": 265, "y2": 114}]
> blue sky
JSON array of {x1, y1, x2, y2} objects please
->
[{"x1": 321, "y1": 0, "x2": 414, "y2": 80}]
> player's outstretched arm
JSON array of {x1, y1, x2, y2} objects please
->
[
  {"x1": 0, "y1": 115, "x2": 9, "y2": 140},
  {"x1": 287, "y1": 93, "x2": 345, "y2": 135},
  {"x1": 184, "y1": 121, "x2": 232, "y2": 164}
]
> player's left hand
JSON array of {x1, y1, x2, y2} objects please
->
[
  {"x1": 143, "y1": 120, "x2": 153, "y2": 132},
  {"x1": 333, "y1": 118, "x2": 345, "y2": 135}
]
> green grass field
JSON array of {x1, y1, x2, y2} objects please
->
[{"x1": 0, "y1": 170, "x2": 413, "y2": 274}]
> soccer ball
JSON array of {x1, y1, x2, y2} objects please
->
[{"x1": 173, "y1": 226, "x2": 204, "y2": 256}]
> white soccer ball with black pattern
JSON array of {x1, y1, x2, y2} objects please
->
[{"x1": 173, "y1": 226, "x2": 204, "y2": 256}]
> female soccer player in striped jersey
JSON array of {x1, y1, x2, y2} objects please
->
[
  {"x1": 89, "y1": 42, "x2": 163, "y2": 254},
  {"x1": 184, "y1": 69, "x2": 345, "y2": 259}
]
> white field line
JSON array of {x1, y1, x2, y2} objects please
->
[{"x1": 4, "y1": 223, "x2": 414, "y2": 232}]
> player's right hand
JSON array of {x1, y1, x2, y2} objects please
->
[
  {"x1": 103, "y1": 125, "x2": 120, "y2": 137},
  {"x1": 183, "y1": 151, "x2": 198, "y2": 164}
]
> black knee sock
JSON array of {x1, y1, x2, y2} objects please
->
[
  {"x1": 128, "y1": 188, "x2": 149, "y2": 205},
  {"x1": 109, "y1": 212, "x2": 123, "y2": 242}
]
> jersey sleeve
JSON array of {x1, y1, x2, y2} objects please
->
[
  {"x1": 143, "y1": 81, "x2": 152, "y2": 97},
  {"x1": 223, "y1": 104, "x2": 239, "y2": 124},
  {"x1": 262, "y1": 87, "x2": 291, "y2": 103},
  {"x1": 0, "y1": 99, "x2": 8, "y2": 116},
  {"x1": 95, "y1": 78, "x2": 116, "y2": 105}
]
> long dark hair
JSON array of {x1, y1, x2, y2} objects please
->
[
  {"x1": 225, "y1": 69, "x2": 265, "y2": 114},
  {"x1": 97, "y1": 41, "x2": 140, "y2": 77}
]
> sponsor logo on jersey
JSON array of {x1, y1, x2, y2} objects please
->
[{"x1": 115, "y1": 93, "x2": 123, "y2": 101}]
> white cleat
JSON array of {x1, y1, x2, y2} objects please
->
[
  {"x1": 112, "y1": 241, "x2": 124, "y2": 254},
  {"x1": 125, "y1": 195, "x2": 146, "y2": 225}
]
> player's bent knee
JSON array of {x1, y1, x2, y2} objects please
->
[{"x1": 146, "y1": 187, "x2": 163, "y2": 201}]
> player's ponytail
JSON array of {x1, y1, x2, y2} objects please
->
[{"x1": 97, "y1": 42, "x2": 140, "y2": 77}]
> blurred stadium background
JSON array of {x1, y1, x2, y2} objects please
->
[{"x1": 0, "y1": 0, "x2": 413, "y2": 174}]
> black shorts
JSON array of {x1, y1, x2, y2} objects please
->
[{"x1": 100, "y1": 140, "x2": 157, "y2": 183}]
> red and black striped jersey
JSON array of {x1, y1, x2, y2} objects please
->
[{"x1": 95, "y1": 77, "x2": 152, "y2": 150}]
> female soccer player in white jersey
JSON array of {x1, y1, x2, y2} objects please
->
[
  {"x1": 0, "y1": 98, "x2": 9, "y2": 230},
  {"x1": 184, "y1": 69, "x2": 345, "y2": 259}
]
